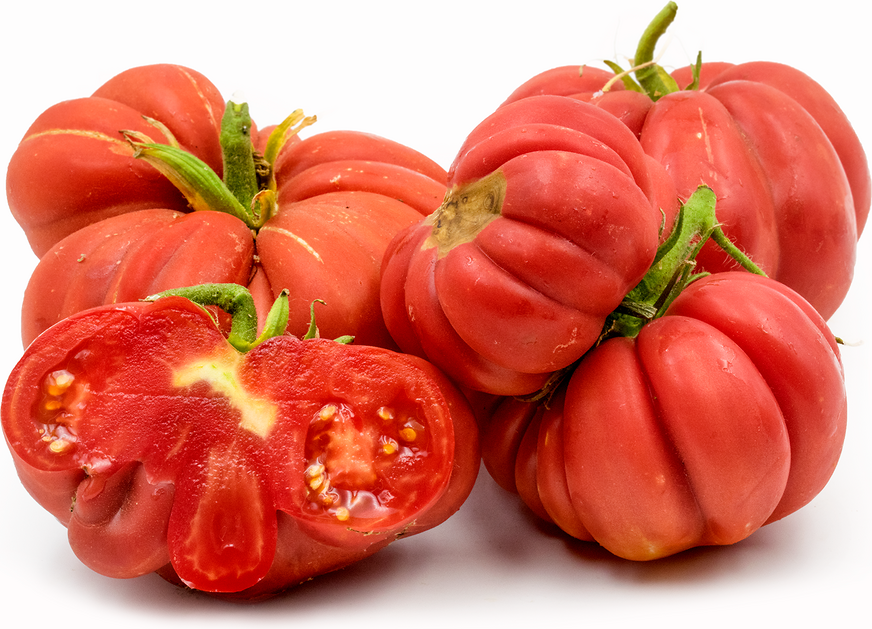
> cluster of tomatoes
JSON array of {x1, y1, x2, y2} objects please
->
[{"x1": 1, "y1": 3, "x2": 865, "y2": 600}]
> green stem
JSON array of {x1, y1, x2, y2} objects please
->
[
  {"x1": 124, "y1": 135, "x2": 264, "y2": 230},
  {"x1": 146, "y1": 283, "x2": 289, "y2": 352},
  {"x1": 220, "y1": 101, "x2": 261, "y2": 211},
  {"x1": 123, "y1": 100, "x2": 316, "y2": 230},
  {"x1": 632, "y1": 1, "x2": 681, "y2": 100},
  {"x1": 605, "y1": 185, "x2": 766, "y2": 339}
]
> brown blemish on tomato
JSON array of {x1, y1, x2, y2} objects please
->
[{"x1": 424, "y1": 169, "x2": 507, "y2": 257}]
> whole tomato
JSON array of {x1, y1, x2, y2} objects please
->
[
  {"x1": 499, "y1": 2, "x2": 869, "y2": 320},
  {"x1": 480, "y1": 188, "x2": 846, "y2": 560},
  {"x1": 1, "y1": 284, "x2": 480, "y2": 599},
  {"x1": 9, "y1": 64, "x2": 447, "y2": 349},
  {"x1": 380, "y1": 94, "x2": 669, "y2": 396}
]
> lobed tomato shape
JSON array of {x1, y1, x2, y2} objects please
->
[
  {"x1": 498, "y1": 7, "x2": 870, "y2": 320},
  {"x1": 11, "y1": 64, "x2": 448, "y2": 349},
  {"x1": 1, "y1": 295, "x2": 479, "y2": 599},
  {"x1": 6, "y1": 64, "x2": 226, "y2": 255},
  {"x1": 380, "y1": 95, "x2": 668, "y2": 396},
  {"x1": 639, "y1": 62, "x2": 864, "y2": 319},
  {"x1": 481, "y1": 272, "x2": 846, "y2": 560}
]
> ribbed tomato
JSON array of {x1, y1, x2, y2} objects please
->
[
  {"x1": 10, "y1": 64, "x2": 447, "y2": 348},
  {"x1": 380, "y1": 95, "x2": 667, "y2": 396},
  {"x1": 482, "y1": 272, "x2": 846, "y2": 560},
  {"x1": 498, "y1": 3, "x2": 869, "y2": 319}
]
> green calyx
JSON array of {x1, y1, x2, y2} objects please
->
[
  {"x1": 517, "y1": 186, "x2": 765, "y2": 406},
  {"x1": 603, "y1": 185, "x2": 765, "y2": 340},
  {"x1": 122, "y1": 102, "x2": 316, "y2": 231}
]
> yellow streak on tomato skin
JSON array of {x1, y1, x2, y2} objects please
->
[
  {"x1": 258, "y1": 224, "x2": 324, "y2": 263},
  {"x1": 173, "y1": 351, "x2": 277, "y2": 439},
  {"x1": 21, "y1": 128, "x2": 137, "y2": 157}
]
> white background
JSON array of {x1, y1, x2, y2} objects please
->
[{"x1": 1, "y1": 1, "x2": 870, "y2": 627}]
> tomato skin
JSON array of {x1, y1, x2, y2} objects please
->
[
  {"x1": 501, "y1": 61, "x2": 869, "y2": 319},
  {"x1": 90, "y1": 64, "x2": 227, "y2": 174},
  {"x1": 1, "y1": 296, "x2": 476, "y2": 598},
  {"x1": 14, "y1": 65, "x2": 447, "y2": 350},
  {"x1": 703, "y1": 79, "x2": 857, "y2": 320},
  {"x1": 256, "y1": 190, "x2": 424, "y2": 349},
  {"x1": 639, "y1": 89, "x2": 782, "y2": 276},
  {"x1": 704, "y1": 61, "x2": 871, "y2": 235},
  {"x1": 274, "y1": 129, "x2": 448, "y2": 186},
  {"x1": 502, "y1": 65, "x2": 625, "y2": 103},
  {"x1": 21, "y1": 209, "x2": 255, "y2": 346},
  {"x1": 6, "y1": 96, "x2": 191, "y2": 256},
  {"x1": 481, "y1": 273, "x2": 846, "y2": 560},
  {"x1": 381, "y1": 96, "x2": 663, "y2": 396},
  {"x1": 67, "y1": 462, "x2": 175, "y2": 579},
  {"x1": 6, "y1": 65, "x2": 228, "y2": 256},
  {"x1": 641, "y1": 76, "x2": 858, "y2": 318}
]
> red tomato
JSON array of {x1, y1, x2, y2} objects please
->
[
  {"x1": 502, "y1": 64, "x2": 654, "y2": 138},
  {"x1": 481, "y1": 272, "x2": 846, "y2": 560},
  {"x1": 380, "y1": 95, "x2": 666, "y2": 396},
  {"x1": 640, "y1": 64, "x2": 861, "y2": 319},
  {"x1": 6, "y1": 65, "x2": 226, "y2": 254},
  {"x1": 1, "y1": 293, "x2": 479, "y2": 599},
  {"x1": 497, "y1": 13, "x2": 869, "y2": 320},
  {"x1": 11, "y1": 64, "x2": 448, "y2": 349}
]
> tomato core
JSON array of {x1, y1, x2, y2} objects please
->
[{"x1": 173, "y1": 352, "x2": 278, "y2": 439}]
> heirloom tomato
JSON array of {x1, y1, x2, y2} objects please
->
[
  {"x1": 481, "y1": 188, "x2": 846, "y2": 560},
  {"x1": 380, "y1": 94, "x2": 670, "y2": 396},
  {"x1": 9, "y1": 64, "x2": 447, "y2": 348},
  {"x1": 500, "y1": 2, "x2": 869, "y2": 319},
  {"x1": 1, "y1": 284, "x2": 479, "y2": 599}
]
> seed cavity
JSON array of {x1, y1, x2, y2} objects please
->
[
  {"x1": 39, "y1": 369, "x2": 81, "y2": 455},
  {"x1": 304, "y1": 401, "x2": 428, "y2": 522}
]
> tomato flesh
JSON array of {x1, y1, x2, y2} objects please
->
[{"x1": 3, "y1": 297, "x2": 461, "y2": 595}]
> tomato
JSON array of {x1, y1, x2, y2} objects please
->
[
  {"x1": 380, "y1": 95, "x2": 667, "y2": 396},
  {"x1": 10, "y1": 64, "x2": 448, "y2": 349},
  {"x1": 1, "y1": 286, "x2": 479, "y2": 599},
  {"x1": 497, "y1": 4, "x2": 869, "y2": 319},
  {"x1": 502, "y1": 65, "x2": 655, "y2": 139},
  {"x1": 6, "y1": 64, "x2": 226, "y2": 254},
  {"x1": 482, "y1": 271, "x2": 846, "y2": 560},
  {"x1": 479, "y1": 183, "x2": 845, "y2": 560}
]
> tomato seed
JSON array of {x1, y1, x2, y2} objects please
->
[
  {"x1": 399, "y1": 427, "x2": 417, "y2": 442},
  {"x1": 48, "y1": 439, "x2": 72, "y2": 454},
  {"x1": 317, "y1": 404, "x2": 338, "y2": 423},
  {"x1": 45, "y1": 370, "x2": 74, "y2": 396},
  {"x1": 376, "y1": 406, "x2": 394, "y2": 421}
]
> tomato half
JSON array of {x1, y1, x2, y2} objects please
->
[{"x1": 2, "y1": 294, "x2": 479, "y2": 599}]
